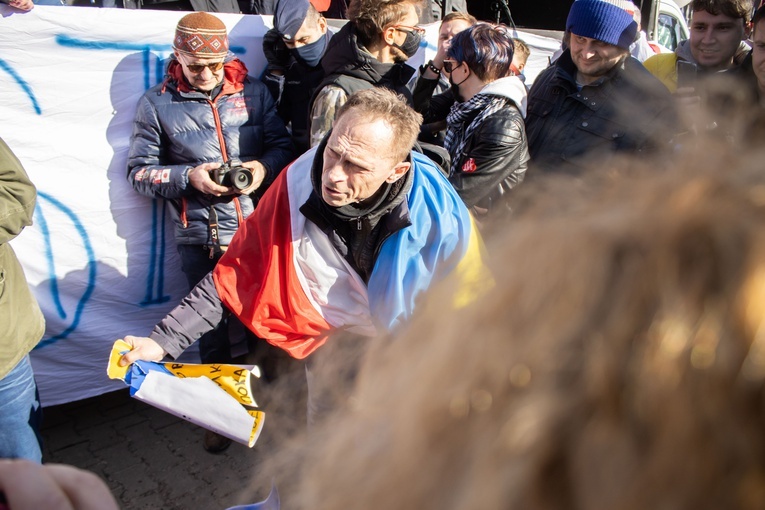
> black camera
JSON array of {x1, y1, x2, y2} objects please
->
[{"x1": 210, "y1": 161, "x2": 254, "y2": 190}]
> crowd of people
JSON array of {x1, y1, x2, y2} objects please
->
[{"x1": 3, "y1": 0, "x2": 765, "y2": 507}]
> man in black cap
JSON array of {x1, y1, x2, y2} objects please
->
[{"x1": 262, "y1": 0, "x2": 333, "y2": 154}]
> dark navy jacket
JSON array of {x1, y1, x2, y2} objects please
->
[{"x1": 525, "y1": 50, "x2": 677, "y2": 176}]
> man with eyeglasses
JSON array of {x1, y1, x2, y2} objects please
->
[
  {"x1": 126, "y1": 12, "x2": 293, "y2": 453},
  {"x1": 308, "y1": 0, "x2": 427, "y2": 147}
]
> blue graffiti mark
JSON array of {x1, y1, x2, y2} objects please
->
[
  {"x1": 33, "y1": 202, "x2": 65, "y2": 320},
  {"x1": 421, "y1": 39, "x2": 437, "y2": 52},
  {"x1": 34, "y1": 192, "x2": 97, "y2": 349},
  {"x1": 0, "y1": 58, "x2": 42, "y2": 115},
  {"x1": 142, "y1": 199, "x2": 171, "y2": 306},
  {"x1": 55, "y1": 34, "x2": 247, "y2": 56},
  {"x1": 54, "y1": 34, "x2": 209, "y2": 308}
]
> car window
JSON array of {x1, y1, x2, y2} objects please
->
[{"x1": 657, "y1": 12, "x2": 682, "y2": 51}]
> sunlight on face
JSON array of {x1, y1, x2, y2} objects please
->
[{"x1": 321, "y1": 113, "x2": 407, "y2": 207}]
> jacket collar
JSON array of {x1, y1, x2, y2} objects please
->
[
  {"x1": 163, "y1": 55, "x2": 248, "y2": 97},
  {"x1": 302, "y1": 132, "x2": 413, "y2": 228}
]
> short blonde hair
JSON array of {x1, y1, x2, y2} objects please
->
[{"x1": 336, "y1": 88, "x2": 422, "y2": 162}]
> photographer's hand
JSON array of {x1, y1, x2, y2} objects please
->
[
  {"x1": 239, "y1": 160, "x2": 267, "y2": 194},
  {"x1": 188, "y1": 162, "x2": 231, "y2": 196}
]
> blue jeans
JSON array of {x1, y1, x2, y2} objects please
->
[{"x1": 0, "y1": 355, "x2": 43, "y2": 461}]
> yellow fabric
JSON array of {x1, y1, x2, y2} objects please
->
[
  {"x1": 643, "y1": 53, "x2": 679, "y2": 93},
  {"x1": 452, "y1": 215, "x2": 494, "y2": 309}
]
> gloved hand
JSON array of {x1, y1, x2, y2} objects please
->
[{"x1": 262, "y1": 28, "x2": 291, "y2": 74}]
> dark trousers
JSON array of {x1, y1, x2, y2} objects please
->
[{"x1": 176, "y1": 244, "x2": 249, "y2": 364}]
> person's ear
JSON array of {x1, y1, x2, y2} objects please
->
[
  {"x1": 318, "y1": 15, "x2": 328, "y2": 34},
  {"x1": 386, "y1": 161, "x2": 410, "y2": 183},
  {"x1": 383, "y1": 25, "x2": 397, "y2": 45},
  {"x1": 744, "y1": 20, "x2": 752, "y2": 39}
]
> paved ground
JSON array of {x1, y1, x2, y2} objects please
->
[{"x1": 40, "y1": 364, "x2": 307, "y2": 510}]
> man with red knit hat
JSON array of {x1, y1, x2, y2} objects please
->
[{"x1": 127, "y1": 12, "x2": 293, "y2": 453}]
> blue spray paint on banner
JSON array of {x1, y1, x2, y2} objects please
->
[
  {"x1": 34, "y1": 192, "x2": 97, "y2": 348},
  {"x1": 0, "y1": 58, "x2": 42, "y2": 115},
  {"x1": 52, "y1": 33, "x2": 248, "y2": 308}
]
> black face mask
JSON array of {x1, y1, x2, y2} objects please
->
[
  {"x1": 392, "y1": 29, "x2": 422, "y2": 59},
  {"x1": 449, "y1": 66, "x2": 469, "y2": 103}
]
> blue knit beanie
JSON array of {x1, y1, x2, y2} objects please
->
[{"x1": 566, "y1": 0, "x2": 638, "y2": 50}]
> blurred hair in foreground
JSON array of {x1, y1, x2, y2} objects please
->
[{"x1": 242, "y1": 130, "x2": 765, "y2": 509}]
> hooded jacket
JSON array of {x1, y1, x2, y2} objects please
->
[
  {"x1": 643, "y1": 39, "x2": 752, "y2": 92},
  {"x1": 0, "y1": 138, "x2": 45, "y2": 380},
  {"x1": 127, "y1": 54, "x2": 294, "y2": 246},
  {"x1": 445, "y1": 76, "x2": 530, "y2": 214},
  {"x1": 308, "y1": 22, "x2": 416, "y2": 147}
]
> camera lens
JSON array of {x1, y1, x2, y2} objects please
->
[{"x1": 231, "y1": 168, "x2": 254, "y2": 190}]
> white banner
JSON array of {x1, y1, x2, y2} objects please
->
[{"x1": 1, "y1": 5, "x2": 558, "y2": 406}]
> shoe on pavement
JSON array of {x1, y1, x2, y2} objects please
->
[{"x1": 203, "y1": 430, "x2": 232, "y2": 453}]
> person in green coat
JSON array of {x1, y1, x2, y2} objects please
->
[{"x1": 0, "y1": 137, "x2": 45, "y2": 462}]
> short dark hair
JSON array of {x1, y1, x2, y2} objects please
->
[
  {"x1": 336, "y1": 88, "x2": 422, "y2": 162},
  {"x1": 753, "y1": 4, "x2": 765, "y2": 32},
  {"x1": 348, "y1": 0, "x2": 426, "y2": 48},
  {"x1": 691, "y1": 0, "x2": 754, "y2": 21},
  {"x1": 447, "y1": 23, "x2": 515, "y2": 83}
]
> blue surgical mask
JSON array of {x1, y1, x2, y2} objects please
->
[{"x1": 292, "y1": 31, "x2": 329, "y2": 68}]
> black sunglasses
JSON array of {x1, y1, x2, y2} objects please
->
[
  {"x1": 180, "y1": 57, "x2": 225, "y2": 74},
  {"x1": 442, "y1": 60, "x2": 460, "y2": 73}
]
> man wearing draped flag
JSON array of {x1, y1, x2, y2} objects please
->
[{"x1": 119, "y1": 88, "x2": 485, "y2": 417}]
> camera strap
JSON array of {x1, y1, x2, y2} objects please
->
[{"x1": 208, "y1": 206, "x2": 223, "y2": 259}]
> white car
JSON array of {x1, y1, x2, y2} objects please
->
[{"x1": 650, "y1": 0, "x2": 691, "y2": 52}]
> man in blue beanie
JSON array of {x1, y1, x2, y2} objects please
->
[
  {"x1": 524, "y1": 0, "x2": 678, "y2": 176},
  {"x1": 262, "y1": 0, "x2": 333, "y2": 154}
]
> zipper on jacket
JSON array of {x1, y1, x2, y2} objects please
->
[{"x1": 181, "y1": 197, "x2": 188, "y2": 228}]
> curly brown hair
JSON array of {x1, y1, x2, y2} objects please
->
[{"x1": 250, "y1": 137, "x2": 765, "y2": 509}]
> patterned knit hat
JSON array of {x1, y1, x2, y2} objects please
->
[
  {"x1": 566, "y1": 0, "x2": 638, "y2": 49},
  {"x1": 173, "y1": 12, "x2": 229, "y2": 58}
]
